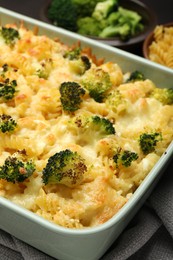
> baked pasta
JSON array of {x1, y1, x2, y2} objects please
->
[
  {"x1": 148, "y1": 25, "x2": 173, "y2": 69},
  {"x1": 0, "y1": 23, "x2": 172, "y2": 229}
]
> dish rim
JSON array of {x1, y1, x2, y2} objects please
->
[{"x1": 0, "y1": 6, "x2": 173, "y2": 236}]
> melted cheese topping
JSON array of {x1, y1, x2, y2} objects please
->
[{"x1": 0, "y1": 24, "x2": 172, "y2": 229}]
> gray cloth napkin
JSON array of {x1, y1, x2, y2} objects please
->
[{"x1": 0, "y1": 160, "x2": 173, "y2": 260}]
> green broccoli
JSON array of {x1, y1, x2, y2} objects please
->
[
  {"x1": 99, "y1": 6, "x2": 144, "y2": 40},
  {"x1": 59, "y1": 81, "x2": 86, "y2": 112},
  {"x1": 47, "y1": 0, "x2": 78, "y2": 31},
  {"x1": 99, "y1": 23, "x2": 131, "y2": 40},
  {"x1": 139, "y1": 132, "x2": 162, "y2": 155},
  {"x1": 113, "y1": 148, "x2": 138, "y2": 167},
  {"x1": 71, "y1": 114, "x2": 115, "y2": 138},
  {"x1": 0, "y1": 150, "x2": 35, "y2": 183},
  {"x1": 106, "y1": 90, "x2": 127, "y2": 113},
  {"x1": 91, "y1": 115, "x2": 115, "y2": 135},
  {"x1": 77, "y1": 17, "x2": 100, "y2": 36},
  {"x1": 92, "y1": 0, "x2": 118, "y2": 21},
  {"x1": 0, "y1": 64, "x2": 9, "y2": 78},
  {"x1": 0, "y1": 27, "x2": 20, "y2": 46},
  {"x1": 149, "y1": 88, "x2": 173, "y2": 105},
  {"x1": 72, "y1": 0, "x2": 105, "y2": 18},
  {"x1": 126, "y1": 70, "x2": 145, "y2": 83},
  {"x1": 66, "y1": 50, "x2": 91, "y2": 75},
  {"x1": 118, "y1": 7, "x2": 144, "y2": 35},
  {"x1": 0, "y1": 78, "x2": 17, "y2": 101},
  {"x1": 81, "y1": 67, "x2": 112, "y2": 102},
  {"x1": 0, "y1": 114, "x2": 17, "y2": 133},
  {"x1": 42, "y1": 149, "x2": 87, "y2": 187},
  {"x1": 107, "y1": 11, "x2": 121, "y2": 25},
  {"x1": 63, "y1": 47, "x2": 81, "y2": 60},
  {"x1": 69, "y1": 55, "x2": 91, "y2": 75}
]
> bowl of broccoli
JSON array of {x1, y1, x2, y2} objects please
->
[{"x1": 40, "y1": 0, "x2": 157, "y2": 53}]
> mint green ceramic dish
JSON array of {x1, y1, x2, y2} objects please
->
[{"x1": 0, "y1": 7, "x2": 173, "y2": 260}]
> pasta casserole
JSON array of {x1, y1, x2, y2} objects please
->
[{"x1": 0, "y1": 23, "x2": 172, "y2": 229}]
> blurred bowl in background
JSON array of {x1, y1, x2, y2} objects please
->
[
  {"x1": 143, "y1": 22, "x2": 173, "y2": 69},
  {"x1": 40, "y1": 0, "x2": 157, "y2": 53}
]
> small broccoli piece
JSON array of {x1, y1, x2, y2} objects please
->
[
  {"x1": 71, "y1": 114, "x2": 115, "y2": 139},
  {"x1": 81, "y1": 68, "x2": 112, "y2": 102},
  {"x1": 64, "y1": 47, "x2": 91, "y2": 75},
  {"x1": 63, "y1": 47, "x2": 81, "y2": 60},
  {"x1": 99, "y1": 23, "x2": 131, "y2": 40},
  {"x1": 113, "y1": 148, "x2": 138, "y2": 167},
  {"x1": 59, "y1": 81, "x2": 86, "y2": 112},
  {"x1": 98, "y1": 6, "x2": 144, "y2": 39},
  {"x1": 139, "y1": 132, "x2": 162, "y2": 155},
  {"x1": 149, "y1": 88, "x2": 173, "y2": 105},
  {"x1": 42, "y1": 149, "x2": 87, "y2": 187},
  {"x1": 36, "y1": 68, "x2": 49, "y2": 79},
  {"x1": 106, "y1": 90, "x2": 127, "y2": 113},
  {"x1": 0, "y1": 78, "x2": 17, "y2": 101},
  {"x1": 0, "y1": 114, "x2": 17, "y2": 133},
  {"x1": 126, "y1": 70, "x2": 145, "y2": 82},
  {"x1": 118, "y1": 7, "x2": 144, "y2": 36},
  {"x1": 77, "y1": 16, "x2": 103, "y2": 36},
  {"x1": 81, "y1": 56, "x2": 91, "y2": 71},
  {"x1": 68, "y1": 55, "x2": 91, "y2": 75},
  {"x1": 0, "y1": 64, "x2": 9, "y2": 78},
  {"x1": 0, "y1": 150, "x2": 35, "y2": 183},
  {"x1": 0, "y1": 27, "x2": 20, "y2": 46},
  {"x1": 107, "y1": 11, "x2": 121, "y2": 25},
  {"x1": 92, "y1": 0, "x2": 118, "y2": 21},
  {"x1": 47, "y1": 0, "x2": 78, "y2": 31},
  {"x1": 92, "y1": 115, "x2": 115, "y2": 135},
  {"x1": 72, "y1": 0, "x2": 105, "y2": 18}
]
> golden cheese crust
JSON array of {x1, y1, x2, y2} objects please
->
[{"x1": 0, "y1": 24, "x2": 172, "y2": 229}]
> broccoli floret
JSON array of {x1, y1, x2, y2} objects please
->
[
  {"x1": 47, "y1": 0, "x2": 78, "y2": 31},
  {"x1": 113, "y1": 148, "x2": 138, "y2": 167},
  {"x1": 0, "y1": 114, "x2": 17, "y2": 133},
  {"x1": 149, "y1": 88, "x2": 173, "y2": 105},
  {"x1": 63, "y1": 47, "x2": 81, "y2": 60},
  {"x1": 0, "y1": 150, "x2": 35, "y2": 183},
  {"x1": 64, "y1": 46, "x2": 91, "y2": 74},
  {"x1": 92, "y1": 0, "x2": 118, "y2": 21},
  {"x1": 67, "y1": 54, "x2": 91, "y2": 75},
  {"x1": 92, "y1": 115, "x2": 115, "y2": 135},
  {"x1": 99, "y1": 23, "x2": 131, "y2": 40},
  {"x1": 118, "y1": 7, "x2": 144, "y2": 36},
  {"x1": 0, "y1": 64, "x2": 9, "y2": 78},
  {"x1": 0, "y1": 78, "x2": 17, "y2": 101},
  {"x1": 106, "y1": 90, "x2": 127, "y2": 113},
  {"x1": 36, "y1": 68, "x2": 49, "y2": 79},
  {"x1": 59, "y1": 81, "x2": 86, "y2": 112},
  {"x1": 42, "y1": 149, "x2": 87, "y2": 187},
  {"x1": 0, "y1": 27, "x2": 20, "y2": 46},
  {"x1": 107, "y1": 11, "x2": 121, "y2": 25},
  {"x1": 126, "y1": 70, "x2": 145, "y2": 82},
  {"x1": 71, "y1": 114, "x2": 115, "y2": 138},
  {"x1": 77, "y1": 16, "x2": 107, "y2": 36},
  {"x1": 139, "y1": 132, "x2": 162, "y2": 155},
  {"x1": 99, "y1": 6, "x2": 144, "y2": 39},
  {"x1": 81, "y1": 68, "x2": 112, "y2": 102},
  {"x1": 72, "y1": 0, "x2": 105, "y2": 18}
]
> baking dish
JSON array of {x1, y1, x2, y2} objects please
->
[{"x1": 0, "y1": 7, "x2": 173, "y2": 260}]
